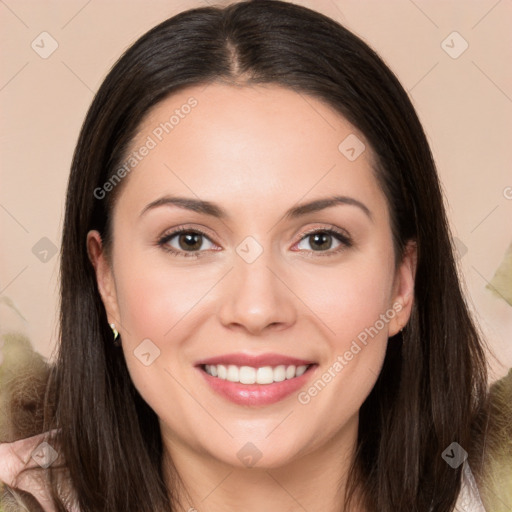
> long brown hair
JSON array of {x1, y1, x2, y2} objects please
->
[{"x1": 9, "y1": 1, "x2": 490, "y2": 510}]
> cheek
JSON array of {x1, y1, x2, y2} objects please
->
[
  {"x1": 297, "y1": 254, "x2": 396, "y2": 346},
  {"x1": 292, "y1": 248, "x2": 395, "y2": 409},
  {"x1": 113, "y1": 255, "x2": 208, "y2": 405},
  {"x1": 114, "y1": 254, "x2": 210, "y2": 343},
  {"x1": 292, "y1": 259, "x2": 394, "y2": 432}
]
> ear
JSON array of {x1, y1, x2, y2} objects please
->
[
  {"x1": 388, "y1": 240, "x2": 417, "y2": 337},
  {"x1": 86, "y1": 230, "x2": 121, "y2": 328}
]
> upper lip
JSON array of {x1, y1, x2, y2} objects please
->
[{"x1": 195, "y1": 353, "x2": 317, "y2": 368}]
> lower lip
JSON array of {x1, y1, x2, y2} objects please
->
[{"x1": 196, "y1": 364, "x2": 318, "y2": 406}]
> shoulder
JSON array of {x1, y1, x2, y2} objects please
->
[
  {"x1": 478, "y1": 368, "x2": 512, "y2": 510},
  {"x1": 0, "y1": 431, "x2": 78, "y2": 512}
]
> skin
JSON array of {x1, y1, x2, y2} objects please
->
[{"x1": 87, "y1": 83, "x2": 416, "y2": 512}]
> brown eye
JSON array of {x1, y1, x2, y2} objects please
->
[
  {"x1": 177, "y1": 232, "x2": 204, "y2": 251},
  {"x1": 158, "y1": 228, "x2": 215, "y2": 257},
  {"x1": 295, "y1": 228, "x2": 352, "y2": 256},
  {"x1": 307, "y1": 232, "x2": 335, "y2": 251}
]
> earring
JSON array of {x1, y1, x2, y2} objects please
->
[{"x1": 110, "y1": 323, "x2": 121, "y2": 346}]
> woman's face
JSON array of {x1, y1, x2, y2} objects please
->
[{"x1": 87, "y1": 83, "x2": 415, "y2": 470}]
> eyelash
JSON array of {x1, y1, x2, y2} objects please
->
[{"x1": 157, "y1": 225, "x2": 353, "y2": 259}]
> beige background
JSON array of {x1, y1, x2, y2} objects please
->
[{"x1": 1, "y1": 0, "x2": 511, "y2": 382}]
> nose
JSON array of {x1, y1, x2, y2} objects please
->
[{"x1": 218, "y1": 249, "x2": 297, "y2": 336}]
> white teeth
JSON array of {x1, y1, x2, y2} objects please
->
[
  {"x1": 204, "y1": 363, "x2": 310, "y2": 384},
  {"x1": 217, "y1": 364, "x2": 227, "y2": 379},
  {"x1": 239, "y1": 366, "x2": 256, "y2": 384},
  {"x1": 227, "y1": 365, "x2": 239, "y2": 382},
  {"x1": 273, "y1": 365, "x2": 286, "y2": 382},
  {"x1": 285, "y1": 365, "x2": 296, "y2": 379},
  {"x1": 296, "y1": 365, "x2": 308, "y2": 377},
  {"x1": 256, "y1": 366, "x2": 274, "y2": 384}
]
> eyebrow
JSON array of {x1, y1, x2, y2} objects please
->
[{"x1": 139, "y1": 195, "x2": 373, "y2": 222}]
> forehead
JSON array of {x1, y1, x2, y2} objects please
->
[{"x1": 119, "y1": 83, "x2": 387, "y2": 219}]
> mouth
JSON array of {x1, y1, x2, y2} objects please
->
[{"x1": 196, "y1": 362, "x2": 319, "y2": 406}]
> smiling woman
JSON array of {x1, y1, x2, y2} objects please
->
[{"x1": 0, "y1": 0, "x2": 495, "y2": 511}]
